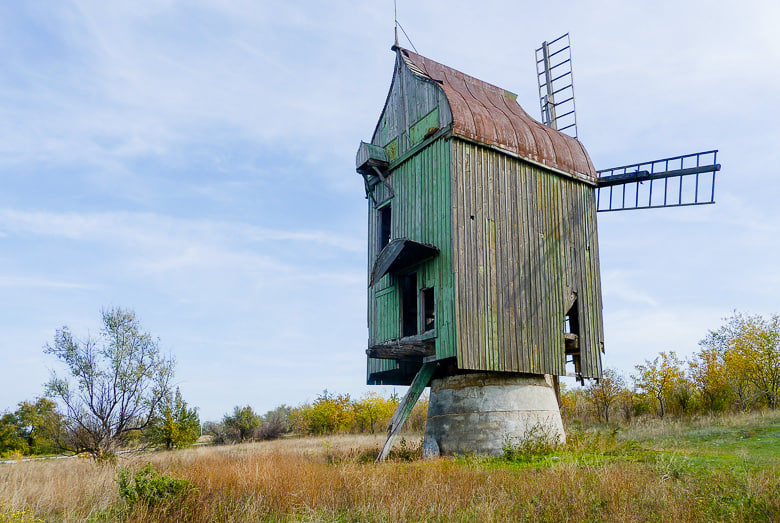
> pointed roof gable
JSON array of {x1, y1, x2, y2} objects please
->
[{"x1": 397, "y1": 47, "x2": 596, "y2": 182}]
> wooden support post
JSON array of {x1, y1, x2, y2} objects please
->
[{"x1": 376, "y1": 357, "x2": 437, "y2": 462}]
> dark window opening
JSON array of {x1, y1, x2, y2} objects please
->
[
  {"x1": 564, "y1": 299, "x2": 579, "y2": 335},
  {"x1": 564, "y1": 297, "x2": 582, "y2": 381},
  {"x1": 421, "y1": 287, "x2": 435, "y2": 332},
  {"x1": 378, "y1": 204, "x2": 392, "y2": 249},
  {"x1": 401, "y1": 273, "x2": 418, "y2": 337}
]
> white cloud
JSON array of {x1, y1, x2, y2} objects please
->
[
  {"x1": 0, "y1": 209, "x2": 361, "y2": 252},
  {"x1": 602, "y1": 270, "x2": 659, "y2": 308},
  {"x1": 0, "y1": 276, "x2": 96, "y2": 290}
]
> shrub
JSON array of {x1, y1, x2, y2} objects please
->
[
  {"x1": 502, "y1": 422, "x2": 562, "y2": 461},
  {"x1": 256, "y1": 418, "x2": 287, "y2": 440},
  {"x1": 222, "y1": 406, "x2": 260, "y2": 442},
  {"x1": 116, "y1": 463, "x2": 193, "y2": 506},
  {"x1": 145, "y1": 387, "x2": 200, "y2": 450}
]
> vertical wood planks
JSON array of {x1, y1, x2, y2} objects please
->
[{"x1": 451, "y1": 140, "x2": 603, "y2": 378}]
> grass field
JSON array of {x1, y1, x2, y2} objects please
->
[{"x1": 1, "y1": 412, "x2": 778, "y2": 522}]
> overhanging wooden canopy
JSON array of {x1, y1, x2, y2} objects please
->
[{"x1": 369, "y1": 238, "x2": 439, "y2": 287}]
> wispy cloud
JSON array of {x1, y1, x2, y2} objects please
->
[
  {"x1": 601, "y1": 270, "x2": 659, "y2": 308},
  {"x1": 0, "y1": 276, "x2": 96, "y2": 290},
  {"x1": 0, "y1": 209, "x2": 362, "y2": 252}
]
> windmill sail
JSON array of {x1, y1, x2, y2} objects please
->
[
  {"x1": 596, "y1": 150, "x2": 721, "y2": 212},
  {"x1": 536, "y1": 33, "x2": 578, "y2": 138}
]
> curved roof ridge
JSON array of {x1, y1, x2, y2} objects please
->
[{"x1": 397, "y1": 48, "x2": 596, "y2": 181}]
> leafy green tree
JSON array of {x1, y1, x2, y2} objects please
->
[
  {"x1": 13, "y1": 398, "x2": 65, "y2": 454},
  {"x1": 146, "y1": 388, "x2": 200, "y2": 449},
  {"x1": 689, "y1": 345, "x2": 731, "y2": 413},
  {"x1": 353, "y1": 392, "x2": 398, "y2": 433},
  {"x1": 288, "y1": 391, "x2": 354, "y2": 436},
  {"x1": 584, "y1": 368, "x2": 627, "y2": 423},
  {"x1": 702, "y1": 312, "x2": 780, "y2": 410},
  {"x1": 288, "y1": 404, "x2": 313, "y2": 435},
  {"x1": 0, "y1": 399, "x2": 65, "y2": 456},
  {"x1": 633, "y1": 351, "x2": 685, "y2": 418},
  {"x1": 0, "y1": 412, "x2": 26, "y2": 457},
  {"x1": 44, "y1": 307, "x2": 174, "y2": 460},
  {"x1": 307, "y1": 391, "x2": 353, "y2": 435},
  {"x1": 223, "y1": 405, "x2": 261, "y2": 442},
  {"x1": 669, "y1": 379, "x2": 697, "y2": 416}
]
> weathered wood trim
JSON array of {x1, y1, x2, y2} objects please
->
[
  {"x1": 454, "y1": 133, "x2": 597, "y2": 186},
  {"x1": 376, "y1": 358, "x2": 437, "y2": 462},
  {"x1": 386, "y1": 125, "x2": 453, "y2": 173},
  {"x1": 366, "y1": 342, "x2": 436, "y2": 360},
  {"x1": 367, "y1": 335, "x2": 435, "y2": 361},
  {"x1": 564, "y1": 333, "x2": 579, "y2": 354}
]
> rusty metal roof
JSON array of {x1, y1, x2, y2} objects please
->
[{"x1": 398, "y1": 48, "x2": 596, "y2": 181}]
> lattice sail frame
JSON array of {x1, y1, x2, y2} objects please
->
[
  {"x1": 596, "y1": 150, "x2": 721, "y2": 212},
  {"x1": 536, "y1": 33, "x2": 578, "y2": 139}
]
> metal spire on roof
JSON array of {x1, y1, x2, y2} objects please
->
[
  {"x1": 394, "y1": 0, "x2": 399, "y2": 47},
  {"x1": 393, "y1": 0, "x2": 418, "y2": 53}
]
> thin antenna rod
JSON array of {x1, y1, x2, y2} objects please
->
[
  {"x1": 394, "y1": 0, "x2": 399, "y2": 47},
  {"x1": 396, "y1": 22, "x2": 418, "y2": 53},
  {"x1": 393, "y1": 1, "x2": 418, "y2": 53}
]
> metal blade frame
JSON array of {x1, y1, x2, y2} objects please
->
[
  {"x1": 596, "y1": 150, "x2": 720, "y2": 212},
  {"x1": 536, "y1": 33, "x2": 578, "y2": 139}
]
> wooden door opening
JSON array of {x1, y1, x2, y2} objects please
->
[{"x1": 401, "y1": 273, "x2": 418, "y2": 337}]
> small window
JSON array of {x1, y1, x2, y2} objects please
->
[
  {"x1": 378, "y1": 204, "x2": 392, "y2": 249},
  {"x1": 421, "y1": 287, "x2": 435, "y2": 332},
  {"x1": 564, "y1": 299, "x2": 579, "y2": 335},
  {"x1": 400, "y1": 272, "x2": 418, "y2": 337}
]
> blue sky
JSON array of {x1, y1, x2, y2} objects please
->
[{"x1": 2, "y1": 1, "x2": 779, "y2": 421}]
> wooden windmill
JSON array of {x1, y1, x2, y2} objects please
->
[{"x1": 356, "y1": 34, "x2": 721, "y2": 459}]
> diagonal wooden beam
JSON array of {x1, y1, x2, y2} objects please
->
[{"x1": 376, "y1": 357, "x2": 437, "y2": 462}]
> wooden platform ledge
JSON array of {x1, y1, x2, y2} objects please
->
[{"x1": 367, "y1": 335, "x2": 435, "y2": 361}]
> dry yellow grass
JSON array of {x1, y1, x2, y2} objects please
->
[
  {"x1": 0, "y1": 456, "x2": 116, "y2": 521},
  {"x1": 1, "y1": 426, "x2": 777, "y2": 522}
]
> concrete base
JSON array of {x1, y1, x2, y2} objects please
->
[{"x1": 423, "y1": 372, "x2": 565, "y2": 457}]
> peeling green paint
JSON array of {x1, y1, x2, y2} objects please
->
[
  {"x1": 385, "y1": 138, "x2": 398, "y2": 162},
  {"x1": 409, "y1": 108, "x2": 439, "y2": 145}
]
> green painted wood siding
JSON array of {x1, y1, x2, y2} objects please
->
[
  {"x1": 451, "y1": 140, "x2": 604, "y2": 379},
  {"x1": 372, "y1": 56, "x2": 452, "y2": 157},
  {"x1": 365, "y1": 53, "x2": 456, "y2": 384},
  {"x1": 366, "y1": 136, "x2": 456, "y2": 381}
]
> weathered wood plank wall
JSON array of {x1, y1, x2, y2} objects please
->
[{"x1": 451, "y1": 140, "x2": 604, "y2": 379}]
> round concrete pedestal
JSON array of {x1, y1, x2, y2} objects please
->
[{"x1": 423, "y1": 372, "x2": 565, "y2": 457}]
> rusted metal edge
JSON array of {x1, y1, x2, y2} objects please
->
[
  {"x1": 452, "y1": 133, "x2": 597, "y2": 187},
  {"x1": 396, "y1": 47, "x2": 597, "y2": 181}
]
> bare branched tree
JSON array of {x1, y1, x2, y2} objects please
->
[{"x1": 44, "y1": 307, "x2": 174, "y2": 460}]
